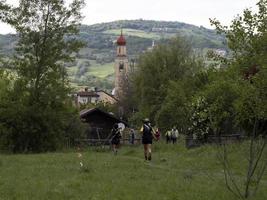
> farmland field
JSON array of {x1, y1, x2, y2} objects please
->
[
  {"x1": 0, "y1": 140, "x2": 266, "y2": 200},
  {"x1": 87, "y1": 62, "x2": 114, "y2": 78},
  {"x1": 103, "y1": 28, "x2": 171, "y2": 40}
]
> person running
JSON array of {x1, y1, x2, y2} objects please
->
[
  {"x1": 110, "y1": 123, "x2": 121, "y2": 155},
  {"x1": 140, "y1": 118, "x2": 156, "y2": 161}
]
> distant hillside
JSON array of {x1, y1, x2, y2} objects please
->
[{"x1": 0, "y1": 19, "x2": 226, "y2": 91}]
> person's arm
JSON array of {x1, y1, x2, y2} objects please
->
[{"x1": 140, "y1": 126, "x2": 143, "y2": 134}]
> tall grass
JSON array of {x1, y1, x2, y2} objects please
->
[{"x1": 0, "y1": 141, "x2": 266, "y2": 200}]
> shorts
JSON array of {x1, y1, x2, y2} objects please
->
[
  {"x1": 111, "y1": 138, "x2": 120, "y2": 145},
  {"x1": 142, "y1": 136, "x2": 152, "y2": 144}
]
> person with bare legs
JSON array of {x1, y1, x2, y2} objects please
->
[
  {"x1": 111, "y1": 123, "x2": 121, "y2": 155},
  {"x1": 140, "y1": 118, "x2": 156, "y2": 161}
]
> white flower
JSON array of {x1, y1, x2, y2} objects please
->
[{"x1": 80, "y1": 162, "x2": 83, "y2": 167}]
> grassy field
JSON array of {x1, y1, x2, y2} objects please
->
[
  {"x1": 103, "y1": 28, "x2": 174, "y2": 40},
  {"x1": 0, "y1": 141, "x2": 266, "y2": 200},
  {"x1": 87, "y1": 62, "x2": 114, "y2": 78},
  {"x1": 66, "y1": 60, "x2": 114, "y2": 79}
]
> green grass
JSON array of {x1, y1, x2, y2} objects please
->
[
  {"x1": 0, "y1": 141, "x2": 266, "y2": 200},
  {"x1": 66, "y1": 60, "x2": 114, "y2": 80},
  {"x1": 104, "y1": 28, "x2": 165, "y2": 40},
  {"x1": 86, "y1": 62, "x2": 114, "y2": 78}
]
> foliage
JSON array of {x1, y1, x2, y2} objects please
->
[
  {"x1": 0, "y1": 0, "x2": 85, "y2": 152},
  {"x1": 208, "y1": 1, "x2": 267, "y2": 198},
  {"x1": 155, "y1": 80, "x2": 189, "y2": 132},
  {"x1": 0, "y1": 19, "x2": 227, "y2": 89},
  {"x1": 188, "y1": 97, "x2": 211, "y2": 141},
  {"x1": 131, "y1": 36, "x2": 204, "y2": 131},
  {"x1": 209, "y1": 0, "x2": 267, "y2": 135}
]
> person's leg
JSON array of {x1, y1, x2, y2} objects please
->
[
  {"x1": 112, "y1": 144, "x2": 115, "y2": 153},
  {"x1": 144, "y1": 144, "x2": 148, "y2": 160},
  {"x1": 113, "y1": 144, "x2": 118, "y2": 155},
  {"x1": 147, "y1": 144, "x2": 152, "y2": 161},
  {"x1": 115, "y1": 144, "x2": 118, "y2": 154}
]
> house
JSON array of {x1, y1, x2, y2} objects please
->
[
  {"x1": 76, "y1": 88, "x2": 99, "y2": 105},
  {"x1": 75, "y1": 88, "x2": 118, "y2": 107},
  {"x1": 96, "y1": 90, "x2": 118, "y2": 105},
  {"x1": 80, "y1": 108, "x2": 127, "y2": 142}
]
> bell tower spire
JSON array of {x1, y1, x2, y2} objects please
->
[{"x1": 114, "y1": 30, "x2": 129, "y2": 100}]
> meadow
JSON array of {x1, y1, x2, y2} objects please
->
[
  {"x1": 0, "y1": 140, "x2": 266, "y2": 200},
  {"x1": 103, "y1": 29, "x2": 165, "y2": 40}
]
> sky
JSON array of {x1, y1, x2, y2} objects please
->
[{"x1": 0, "y1": 0, "x2": 258, "y2": 34}]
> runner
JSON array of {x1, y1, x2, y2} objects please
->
[
  {"x1": 140, "y1": 118, "x2": 156, "y2": 161},
  {"x1": 110, "y1": 123, "x2": 121, "y2": 155}
]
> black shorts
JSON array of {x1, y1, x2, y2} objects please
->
[
  {"x1": 142, "y1": 136, "x2": 152, "y2": 144},
  {"x1": 111, "y1": 138, "x2": 120, "y2": 145}
]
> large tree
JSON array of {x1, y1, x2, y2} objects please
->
[
  {"x1": 0, "y1": 0, "x2": 85, "y2": 152},
  {"x1": 208, "y1": 0, "x2": 267, "y2": 198},
  {"x1": 131, "y1": 36, "x2": 204, "y2": 130}
]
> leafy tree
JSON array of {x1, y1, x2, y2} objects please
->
[
  {"x1": 132, "y1": 36, "x2": 204, "y2": 130},
  {"x1": 209, "y1": 0, "x2": 267, "y2": 198},
  {"x1": 0, "y1": 0, "x2": 85, "y2": 152}
]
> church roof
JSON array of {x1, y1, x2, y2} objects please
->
[{"x1": 117, "y1": 31, "x2": 126, "y2": 46}]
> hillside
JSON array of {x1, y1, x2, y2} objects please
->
[{"x1": 0, "y1": 19, "x2": 226, "y2": 91}]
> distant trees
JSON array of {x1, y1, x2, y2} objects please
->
[
  {"x1": 131, "y1": 36, "x2": 204, "y2": 131},
  {"x1": 0, "y1": 0, "x2": 85, "y2": 152}
]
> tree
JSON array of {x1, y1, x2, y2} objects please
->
[
  {"x1": 0, "y1": 0, "x2": 85, "y2": 152},
  {"x1": 131, "y1": 36, "x2": 204, "y2": 130},
  {"x1": 209, "y1": 0, "x2": 267, "y2": 198}
]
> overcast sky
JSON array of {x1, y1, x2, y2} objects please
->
[{"x1": 0, "y1": 0, "x2": 258, "y2": 34}]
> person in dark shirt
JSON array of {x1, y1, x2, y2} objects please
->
[
  {"x1": 111, "y1": 123, "x2": 121, "y2": 155},
  {"x1": 140, "y1": 118, "x2": 156, "y2": 161}
]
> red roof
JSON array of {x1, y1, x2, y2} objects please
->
[
  {"x1": 117, "y1": 32, "x2": 126, "y2": 46},
  {"x1": 77, "y1": 91, "x2": 99, "y2": 97}
]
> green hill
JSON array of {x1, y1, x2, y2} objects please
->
[{"x1": 0, "y1": 19, "x2": 227, "y2": 91}]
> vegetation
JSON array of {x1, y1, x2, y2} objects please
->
[
  {"x1": 0, "y1": 0, "x2": 266, "y2": 198},
  {"x1": 0, "y1": 0, "x2": 85, "y2": 152},
  {"x1": 128, "y1": 1, "x2": 267, "y2": 198},
  {"x1": 0, "y1": 141, "x2": 266, "y2": 200},
  {"x1": 207, "y1": 1, "x2": 267, "y2": 198},
  {"x1": 0, "y1": 19, "x2": 227, "y2": 90},
  {"x1": 130, "y1": 36, "x2": 204, "y2": 130}
]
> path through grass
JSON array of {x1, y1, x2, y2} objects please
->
[{"x1": 0, "y1": 141, "x2": 266, "y2": 200}]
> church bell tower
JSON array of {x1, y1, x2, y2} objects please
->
[{"x1": 114, "y1": 30, "x2": 129, "y2": 100}]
